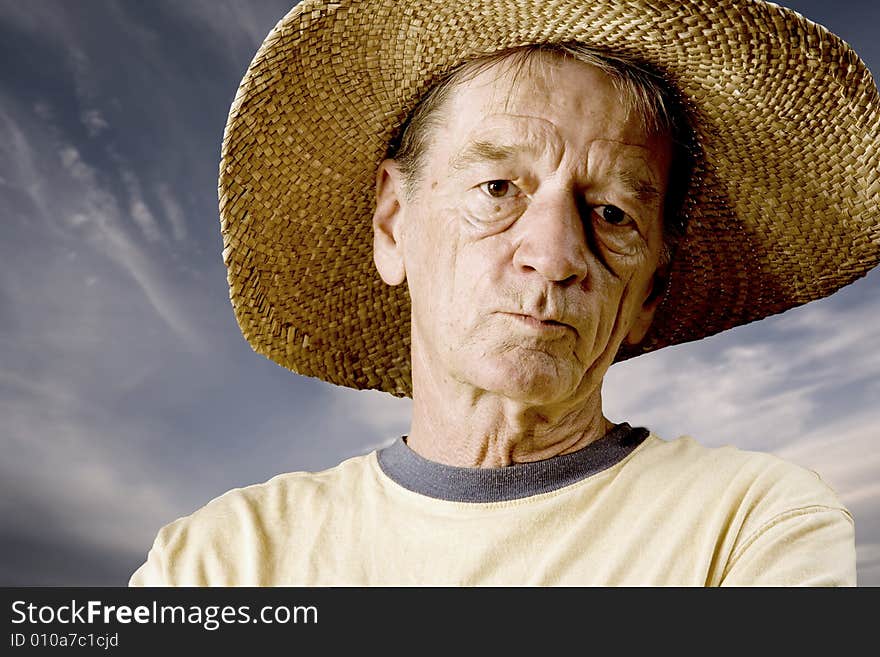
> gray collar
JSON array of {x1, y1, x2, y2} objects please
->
[{"x1": 377, "y1": 423, "x2": 647, "y2": 503}]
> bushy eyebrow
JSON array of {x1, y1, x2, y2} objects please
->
[
  {"x1": 614, "y1": 169, "x2": 662, "y2": 203},
  {"x1": 450, "y1": 140, "x2": 530, "y2": 171}
]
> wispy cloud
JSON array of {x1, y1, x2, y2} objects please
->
[
  {"x1": 120, "y1": 168, "x2": 163, "y2": 243},
  {"x1": 0, "y1": 104, "x2": 53, "y2": 223},
  {"x1": 775, "y1": 412, "x2": 880, "y2": 517},
  {"x1": 328, "y1": 387, "x2": 412, "y2": 458},
  {"x1": 81, "y1": 108, "x2": 109, "y2": 137},
  {"x1": 604, "y1": 341, "x2": 814, "y2": 453},
  {"x1": 336, "y1": 388, "x2": 413, "y2": 438},
  {"x1": 0, "y1": 3, "x2": 246, "y2": 584},
  {"x1": 605, "y1": 275, "x2": 880, "y2": 452},
  {"x1": 156, "y1": 182, "x2": 188, "y2": 242},
  {"x1": 54, "y1": 144, "x2": 200, "y2": 345}
]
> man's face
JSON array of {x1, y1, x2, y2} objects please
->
[{"x1": 375, "y1": 54, "x2": 672, "y2": 406}]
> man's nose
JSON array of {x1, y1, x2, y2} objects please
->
[{"x1": 512, "y1": 191, "x2": 589, "y2": 286}]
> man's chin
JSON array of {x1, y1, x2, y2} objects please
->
[{"x1": 466, "y1": 359, "x2": 585, "y2": 406}]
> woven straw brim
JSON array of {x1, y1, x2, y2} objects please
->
[{"x1": 219, "y1": 0, "x2": 880, "y2": 397}]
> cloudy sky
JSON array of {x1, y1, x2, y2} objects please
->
[{"x1": 1, "y1": 0, "x2": 878, "y2": 586}]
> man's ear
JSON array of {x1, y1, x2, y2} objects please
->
[
  {"x1": 372, "y1": 159, "x2": 407, "y2": 286},
  {"x1": 624, "y1": 265, "x2": 668, "y2": 346}
]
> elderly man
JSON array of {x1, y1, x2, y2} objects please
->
[{"x1": 131, "y1": 0, "x2": 879, "y2": 586}]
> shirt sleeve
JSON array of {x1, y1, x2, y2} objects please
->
[{"x1": 720, "y1": 505, "x2": 856, "y2": 586}]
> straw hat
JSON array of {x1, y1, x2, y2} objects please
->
[{"x1": 218, "y1": 0, "x2": 880, "y2": 397}]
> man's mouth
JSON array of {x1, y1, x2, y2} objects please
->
[{"x1": 502, "y1": 312, "x2": 572, "y2": 334}]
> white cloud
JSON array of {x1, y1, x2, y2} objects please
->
[
  {"x1": 2, "y1": 97, "x2": 203, "y2": 351},
  {"x1": 121, "y1": 169, "x2": 163, "y2": 243},
  {"x1": 775, "y1": 415, "x2": 880, "y2": 506},
  {"x1": 605, "y1": 277, "x2": 880, "y2": 450},
  {"x1": 81, "y1": 108, "x2": 109, "y2": 137},
  {"x1": 603, "y1": 340, "x2": 814, "y2": 452},
  {"x1": 54, "y1": 145, "x2": 200, "y2": 346},
  {"x1": 0, "y1": 103, "x2": 53, "y2": 224},
  {"x1": 60, "y1": 145, "x2": 96, "y2": 184},
  {"x1": 156, "y1": 182, "x2": 188, "y2": 241},
  {"x1": 328, "y1": 386, "x2": 412, "y2": 456}
]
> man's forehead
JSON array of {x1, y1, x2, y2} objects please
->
[
  {"x1": 453, "y1": 113, "x2": 659, "y2": 155},
  {"x1": 451, "y1": 115, "x2": 560, "y2": 162},
  {"x1": 443, "y1": 52, "x2": 618, "y2": 115},
  {"x1": 438, "y1": 94, "x2": 670, "y2": 187},
  {"x1": 435, "y1": 57, "x2": 659, "y2": 152}
]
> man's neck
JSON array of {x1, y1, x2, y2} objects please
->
[{"x1": 406, "y1": 379, "x2": 613, "y2": 468}]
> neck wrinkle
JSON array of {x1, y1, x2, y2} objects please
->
[{"x1": 407, "y1": 353, "x2": 609, "y2": 468}]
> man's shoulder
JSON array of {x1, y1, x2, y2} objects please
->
[
  {"x1": 620, "y1": 432, "x2": 855, "y2": 586},
  {"x1": 221, "y1": 450, "x2": 373, "y2": 504},
  {"x1": 632, "y1": 432, "x2": 850, "y2": 518},
  {"x1": 188, "y1": 450, "x2": 371, "y2": 514},
  {"x1": 129, "y1": 451, "x2": 378, "y2": 586}
]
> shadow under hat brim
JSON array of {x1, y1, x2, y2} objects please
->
[{"x1": 219, "y1": 0, "x2": 880, "y2": 397}]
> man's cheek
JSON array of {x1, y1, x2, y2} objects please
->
[{"x1": 599, "y1": 241, "x2": 645, "y2": 272}]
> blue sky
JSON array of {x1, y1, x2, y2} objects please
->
[{"x1": 1, "y1": 0, "x2": 878, "y2": 586}]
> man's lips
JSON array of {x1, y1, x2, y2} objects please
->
[{"x1": 500, "y1": 312, "x2": 574, "y2": 334}]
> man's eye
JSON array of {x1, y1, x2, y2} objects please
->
[
  {"x1": 595, "y1": 205, "x2": 632, "y2": 226},
  {"x1": 479, "y1": 180, "x2": 518, "y2": 198}
]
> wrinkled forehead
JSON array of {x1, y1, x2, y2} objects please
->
[
  {"x1": 434, "y1": 53, "x2": 671, "y2": 173},
  {"x1": 442, "y1": 51, "x2": 644, "y2": 134},
  {"x1": 439, "y1": 53, "x2": 661, "y2": 152},
  {"x1": 448, "y1": 52, "x2": 598, "y2": 108}
]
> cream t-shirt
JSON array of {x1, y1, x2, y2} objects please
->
[{"x1": 129, "y1": 425, "x2": 855, "y2": 586}]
